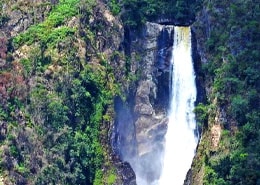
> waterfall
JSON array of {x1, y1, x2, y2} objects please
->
[{"x1": 159, "y1": 26, "x2": 198, "y2": 185}]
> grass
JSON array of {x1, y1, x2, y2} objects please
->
[{"x1": 13, "y1": 0, "x2": 79, "y2": 48}]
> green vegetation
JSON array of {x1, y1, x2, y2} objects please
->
[
  {"x1": 120, "y1": 0, "x2": 202, "y2": 27},
  {"x1": 107, "y1": 169, "x2": 117, "y2": 185},
  {"x1": 13, "y1": 0, "x2": 79, "y2": 48},
  {"x1": 0, "y1": 0, "x2": 120, "y2": 184},
  {"x1": 109, "y1": 0, "x2": 121, "y2": 16},
  {"x1": 194, "y1": 1, "x2": 260, "y2": 184},
  {"x1": 194, "y1": 103, "x2": 209, "y2": 128}
]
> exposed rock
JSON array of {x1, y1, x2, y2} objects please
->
[
  {"x1": 119, "y1": 21, "x2": 205, "y2": 184},
  {"x1": 133, "y1": 23, "x2": 169, "y2": 183},
  {"x1": 0, "y1": 121, "x2": 7, "y2": 140},
  {"x1": 1, "y1": 0, "x2": 52, "y2": 37},
  {"x1": 113, "y1": 22, "x2": 173, "y2": 184},
  {"x1": 134, "y1": 103, "x2": 153, "y2": 115},
  {"x1": 155, "y1": 16, "x2": 195, "y2": 26},
  {"x1": 157, "y1": 46, "x2": 172, "y2": 70},
  {"x1": 211, "y1": 124, "x2": 221, "y2": 149},
  {"x1": 192, "y1": 7, "x2": 212, "y2": 64},
  {"x1": 85, "y1": 2, "x2": 139, "y2": 184},
  {"x1": 184, "y1": 169, "x2": 192, "y2": 185},
  {"x1": 0, "y1": 175, "x2": 3, "y2": 185},
  {"x1": 118, "y1": 161, "x2": 137, "y2": 185},
  {"x1": 89, "y1": 1, "x2": 123, "y2": 56},
  {"x1": 67, "y1": 16, "x2": 79, "y2": 28},
  {"x1": 0, "y1": 33, "x2": 7, "y2": 67}
]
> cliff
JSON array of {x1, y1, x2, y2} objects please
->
[
  {"x1": 113, "y1": 22, "x2": 173, "y2": 185},
  {"x1": 115, "y1": 1, "x2": 260, "y2": 184},
  {"x1": 0, "y1": 0, "x2": 136, "y2": 184},
  {"x1": 189, "y1": 1, "x2": 260, "y2": 184},
  {"x1": 0, "y1": 0, "x2": 259, "y2": 184}
]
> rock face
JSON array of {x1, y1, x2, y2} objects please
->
[
  {"x1": 87, "y1": 3, "x2": 138, "y2": 184},
  {"x1": 113, "y1": 21, "x2": 206, "y2": 184},
  {"x1": 113, "y1": 22, "x2": 175, "y2": 184},
  {"x1": 0, "y1": 0, "x2": 52, "y2": 37},
  {"x1": 1, "y1": 0, "x2": 137, "y2": 184}
]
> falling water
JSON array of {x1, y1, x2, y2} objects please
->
[{"x1": 159, "y1": 27, "x2": 198, "y2": 185}]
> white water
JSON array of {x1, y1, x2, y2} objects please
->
[{"x1": 159, "y1": 27, "x2": 198, "y2": 185}]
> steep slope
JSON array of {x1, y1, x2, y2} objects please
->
[
  {"x1": 0, "y1": 0, "x2": 135, "y2": 184},
  {"x1": 191, "y1": 1, "x2": 260, "y2": 184}
]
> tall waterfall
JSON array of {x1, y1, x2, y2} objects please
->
[{"x1": 159, "y1": 27, "x2": 198, "y2": 185}]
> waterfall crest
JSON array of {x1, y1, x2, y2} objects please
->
[{"x1": 159, "y1": 26, "x2": 198, "y2": 185}]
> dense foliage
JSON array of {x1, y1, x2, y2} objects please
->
[
  {"x1": 0, "y1": 0, "x2": 121, "y2": 184},
  {"x1": 194, "y1": 0, "x2": 260, "y2": 184},
  {"x1": 109, "y1": 0, "x2": 202, "y2": 27}
]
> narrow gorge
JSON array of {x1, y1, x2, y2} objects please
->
[{"x1": 113, "y1": 23, "x2": 203, "y2": 185}]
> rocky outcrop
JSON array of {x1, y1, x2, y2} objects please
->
[
  {"x1": 112, "y1": 19, "x2": 205, "y2": 185},
  {"x1": 191, "y1": 5, "x2": 214, "y2": 64},
  {"x1": 1, "y1": 0, "x2": 52, "y2": 37},
  {"x1": 155, "y1": 17, "x2": 195, "y2": 26},
  {"x1": 0, "y1": 0, "x2": 137, "y2": 184},
  {"x1": 116, "y1": 161, "x2": 137, "y2": 185},
  {"x1": 134, "y1": 23, "x2": 173, "y2": 154},
  {"x1": 132, "y1": 23, "x2": 168, "y2": 184},
  {"x1": 89, "y1": 2, "x2": 138, "y2": 184},
  {"x1": 113, "y1": 22, "x2": 175, "y2": 184}
]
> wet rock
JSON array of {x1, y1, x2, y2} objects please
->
[
  {"x1": 113, "y1": 22, "x2": 171, "y2": 184},
  {"x1": 119, "y1": 162, "x2": 137, "y2": 185},
  {"x1": 0, "y1": 121, "x2": 7, "y2": 140},
  {"x1": 184, "y1": 169, "x2": 192, "y2": 185},
  {"x1": 134, "y1": 103, "x2": 154, "y2": 115}
]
